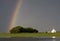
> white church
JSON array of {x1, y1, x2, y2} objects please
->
[
  {"x1": 48, "y1": 28, "x2": 56, "y2": 33},
  {"x1": 51, "y1": 28, "x2": 56, "y2": 33}
]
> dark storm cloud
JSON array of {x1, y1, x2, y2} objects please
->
[
  {"x1": 0, "y1": 0, "x2": 60, "y2": 32},
  {"x1": 15, "y1": 0, "x2": 60, "y2": 32}
]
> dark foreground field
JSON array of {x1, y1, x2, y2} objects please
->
[{"x1": 0, "y1": 38, "x2": 60, "y2": 41}]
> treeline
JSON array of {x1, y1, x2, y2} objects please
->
[{"x1": 10, "y1": 26, "x2": 38, "y2": 33}]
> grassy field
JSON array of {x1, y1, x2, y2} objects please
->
[{"x1": 0, "y1": 32, "x2": 60, "y2": 38}]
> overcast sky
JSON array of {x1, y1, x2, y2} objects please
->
[{"x1": 0, "y1": 0, "x2": 60, "y2": 32}]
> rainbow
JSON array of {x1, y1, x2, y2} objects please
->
[{"x1": 8, "y1": 0, "x2": 22, "y2": 32}]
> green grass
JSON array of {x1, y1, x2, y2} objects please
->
[{"x1": 0, "y1": 32, "x2": 60, "y2": 38}]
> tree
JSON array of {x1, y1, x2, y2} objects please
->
[
  {"x1": 10, "y1": 26, "x2": 24, "y2": 33},
  {"x1": 24, "y1": 27, "x2": 34, "y2": 33},
  {"x1": 33, "y1": 29, "x2": 38, "y2": 33},
  {"x1": 23, "y1": 27, "x2": 38, "y2": 33}
]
